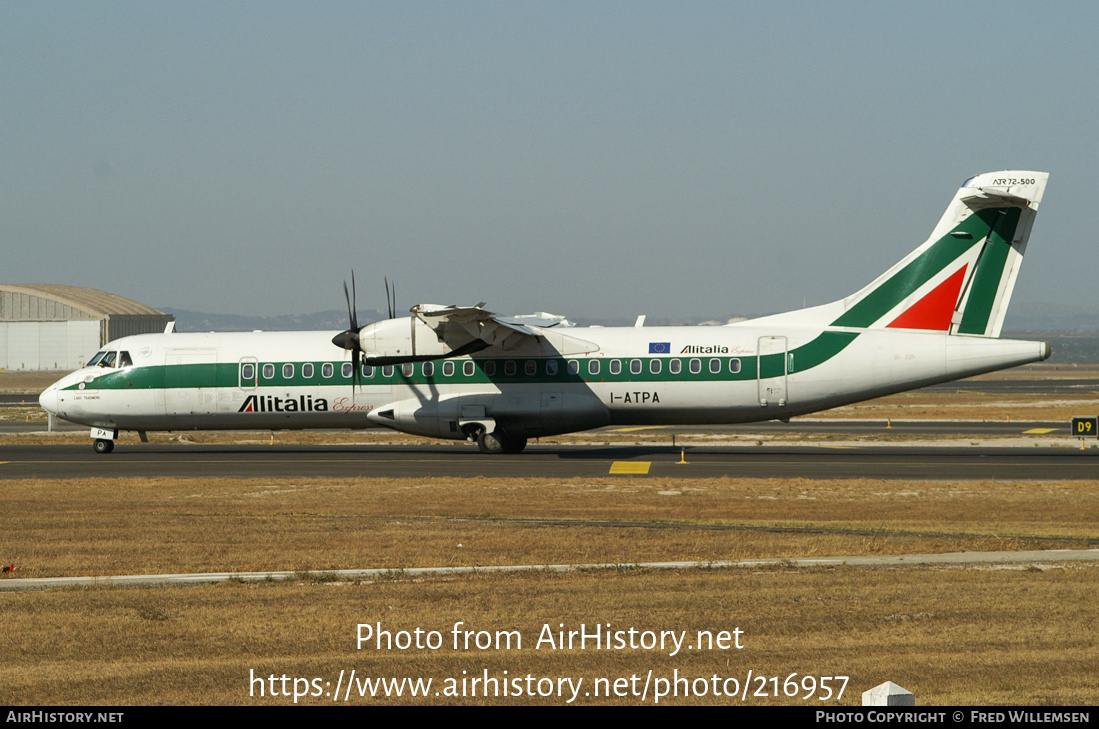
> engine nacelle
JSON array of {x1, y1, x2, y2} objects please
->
[
  {"x1": 357, "y1": 316, "x2": 452, "y2": 360},
  {"x1": 367, "y1": 391, "x2": 610, "y2": 439}
]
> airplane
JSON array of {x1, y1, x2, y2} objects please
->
[{"x1": 39, "y1": 170, "x2": 1050, "y2": 455}]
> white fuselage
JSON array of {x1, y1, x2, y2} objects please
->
[{"x1": 39, "y1": 323, "x2": 1049, "y2": 439}]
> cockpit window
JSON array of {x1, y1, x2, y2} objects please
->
[
  {"x1": 99, "y1": 351, "x2": 118, "y2": 368},
  {"x1": 119, "y1": 351, "x2": 133, "y2": 368},
  {"x1": 86, "y1": 351, "x2": 107, "y2": 367}
]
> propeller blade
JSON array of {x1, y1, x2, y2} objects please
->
[
  {"x1": 337, "y1": 271, "x2": 364, "y2": 395},
  {"x1": 343, "y1": 281, "x2": 352, "y2": 327},
  {"x1": 351, "y1": 270, "x2": 358, "y2": 329}
]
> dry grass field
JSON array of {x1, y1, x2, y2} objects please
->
[
  {"x1": 1, "y1": 364, "x2": 1097, "y2": 705},
  {"x1": 2, "y1": 476, "x2": 1096, "y2": 580},
  {"x1": 4, "y1": 566, "x2": 1097, "y2": 705},
  {"x1": 1, "y1": 475, "x2": 1097, "y2": 705}
]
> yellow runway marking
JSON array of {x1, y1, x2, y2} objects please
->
[
  {"x1": 1022, "y1": 428, "x2": 1058, "y2": 434},
  {"x1": 607, "y1": 426, "x2": 667, "y2": 432},
  {"x1": 609, "y1": 461, "x2": 651, "y2": 474}
]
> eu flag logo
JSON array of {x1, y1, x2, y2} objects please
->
[{"x1": 649, "y1": 342, "x2": 671, "y2": 354}]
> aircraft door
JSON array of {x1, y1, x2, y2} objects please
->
[
  {"x1": 757, "y1": 336, "x2": 788, "y2": 408},
  {"x1": 239, "y1": 358, "x2": 258, "y2": 390}
]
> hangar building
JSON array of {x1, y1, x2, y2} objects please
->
[{"x1": 0, "y1": 285, "x2": 173, "y2": 371}]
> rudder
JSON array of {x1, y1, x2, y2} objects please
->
[{"x1": 951, "y1": 172, "x2": 1047, "y2": 337}]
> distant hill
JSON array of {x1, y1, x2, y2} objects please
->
[{"x1": 1003, "y1": 302, "x2": 1099, "y2": 333}]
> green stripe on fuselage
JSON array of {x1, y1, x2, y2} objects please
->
[
  {"x1": 774, "y1": 331, "x2": 859, "y2": 376},
  {"x1": 69, "y1": 332, "x2": 860, "y2": 391}
]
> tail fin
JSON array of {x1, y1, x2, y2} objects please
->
[{"x1": 829, "y1": 171, "x2": 1048, "y2": 337}]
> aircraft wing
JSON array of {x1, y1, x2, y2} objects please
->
[{"x1": 412, "y1": 304, "x2": 598, "y2": 355}]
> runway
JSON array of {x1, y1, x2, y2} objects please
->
[
  {"x1": 0, "y1": 417, "x2": 1076, "y2": 438},
  {"x1": 2, "y1": 441, "x2": 1095, "y2": 480}
]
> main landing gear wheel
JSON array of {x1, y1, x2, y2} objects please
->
[
  {"x1": 476, "y1": 431, "x2": 527, "y2": 454},
  {"x1": 93, "y1": 439, "x2": 115, "y2": 454}
]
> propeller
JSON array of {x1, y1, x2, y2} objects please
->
[
  {"x1": 333, "y1": 274, "x2": 494, "y2": 369},
  {"x1": 331, "y1": 271, "x2": 364, "y2": 390}
]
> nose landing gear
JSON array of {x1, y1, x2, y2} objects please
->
[{"x1": 90, "y1": 427, "x2": 118, "y2": 454}]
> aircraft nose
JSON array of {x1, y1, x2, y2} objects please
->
[{"x1": 39, "y1": 386, "x2": 58, "y2": 415}]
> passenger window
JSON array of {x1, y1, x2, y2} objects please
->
[
  {"x1": 609, "y1": 360, "x2": 622, "y2": 375},
  {"x1": 630, "y1": 359, "x2": 642, "y2": 375},
  {"x1": 302, "y1": 363, "x2": 314, "y2": 378},
  {"x1": 361, "y1": 364, "x2": 372, "y2": 377},
  {"x1": 567, "y1": 360, "x2": 579, "y2": 375},
  {"x1": 443, "y1": 361, "x2": 455, "y2": 376},
  {"x1": 729, "y1": 358, "x2": 741, "y2": 374},
  {"x1": 283, "y1": 363, "x2": 294, "y2": 379},
  {"x1": 241, "y1": 363, "x2": 256, "y2": 380},
  {"x1": 423, "y1": 361, "x2": 434, "y2": 377},
  {"x1": 343, "y1": 362, "x2": 354, "y2": 378},
  {"x1": 322, "y1": 363, "x2": 334, "y2": 378},
  {"x1": 588, "y1": 360, "x2": 600, "y2": 376},
  {"x1": 709, "y1": 358, "x2": 721, "y2": 374},
  {"x1": 689, "y1": 358, "x2": 701, "y2": 374},
  {"x1": 483, "y1": 361, "x2": 496, "y2": 376},
  {"x1": 524, "y1": 360, "x2": 536, "y2": 376},
  {"x1": 263, "y1": 363, "x2": 275, "y2": 379},
  {"x1": 669, "y1": 358, "x2": 681, "y2": 375},
  {"x1": 547, "y1": 360, "x2": 558, "y2": 376},
  {"x1": 504, "y1": 360, "x2": 516, "y2": 376},
  {"x1": 463, "y1": 361, "x2": 475, "y2": 376},
  {"x1": 650, "y1": 359, "x2": 661, "y2": 374},
  {"x1": 382, "y1": 365, "x2": 394, "y2": 377},
  {"x1": 401, "y1": 363, "x2": 414, "y2": 377}
]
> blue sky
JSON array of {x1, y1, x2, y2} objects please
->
[{"x1": 2, "y1": 2, "x2": 1094, "y2": 320}]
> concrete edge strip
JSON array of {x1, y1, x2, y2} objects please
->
[{"x1": 2, "y1": 549, "x2": 1098, "y2": 593}]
